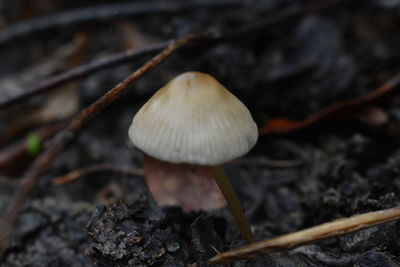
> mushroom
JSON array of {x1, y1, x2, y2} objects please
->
[{"x1": 128, "y1": 71, "x2": 258, "y2": 243}]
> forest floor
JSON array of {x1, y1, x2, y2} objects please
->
[{"x1": 1, "y1": 0, "x2": 400, "y2": 266}]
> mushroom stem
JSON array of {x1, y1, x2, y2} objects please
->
[{"x1": 209, "y1": 165, "x2": 255, "y2": 243}]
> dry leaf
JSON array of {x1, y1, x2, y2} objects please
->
[{"x1": 143, "y1": 155, "x2": 226, "y2": 212}]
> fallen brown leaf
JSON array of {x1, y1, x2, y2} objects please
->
[{"x1": 144, "y1": 155, "x2": 226, "y2": 212}]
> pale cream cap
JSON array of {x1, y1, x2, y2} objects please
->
[{"x1": 128, "y1": 71, "x2": 258, "y2": 165}]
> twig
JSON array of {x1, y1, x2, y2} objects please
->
[
  {"x1": 0, "y1": 42, "x2": 167, "y2": 110},
  {"x1": 0, "y1": 0, "x2": 241, "y2": 45},
  {"x1": 260, "y1": 73, "x2": 400, "y2": 134},
  {"x1": 209, "y1": 207, "x2": 400, "y2": 263},
  {"x1": 0, "y1": 0, "x2": 351, "y2": 111},
  {"x1": 0, "y1": 33, "x2": 207, "y2": 256},
  {"x1": 52, "y1": 164, "x2": 143, "y2": 185}
]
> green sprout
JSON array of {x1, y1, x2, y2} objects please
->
[{"x1": 25, "y1": 133, "x2": 42, "y2": 156}]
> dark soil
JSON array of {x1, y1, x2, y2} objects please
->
[{"x1": 2, "y1": 0, "x2": 400, "y2": 266}]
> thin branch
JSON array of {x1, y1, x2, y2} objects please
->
[
  {"x1": 0, "y1": 33, "x2": 207, "y2": 255},
  {"x1": 210, "y1": 207, "x2": 400, "y2": 263},
  {"x1": 260, "y1": 73, "x2": 400, "y2": 134},
  {"x1": 0, "y1": 0, "x2": 351, "y2": 111},
  {"x1": 0, "y1": 0, "x2": 240, "y2": 45},
  {"x1": 52, "y1": 164, "x2": 143, "y2": 185},
  {"x1": 0, "y1": 41, "x2": 168, "y2": 110}
]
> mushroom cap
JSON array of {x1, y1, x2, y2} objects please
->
[{"x1": 128, "y1": 71, "x2": 258, "y2": 165}]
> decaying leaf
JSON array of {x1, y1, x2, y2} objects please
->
[{"x1": 143, "y1": 155, "x2": 226, "y2": 212}]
